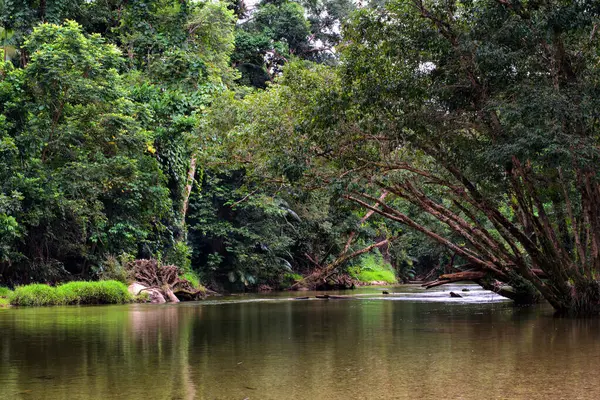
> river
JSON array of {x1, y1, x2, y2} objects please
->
[{"x1": 1, "y1": 284, "x2": 599, "y2": 399}]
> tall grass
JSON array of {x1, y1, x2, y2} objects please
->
[{"x1": 9, "y1": 281, "x2": 132, "y2": 307}]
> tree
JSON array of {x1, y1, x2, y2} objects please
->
[
  {"x1": 0, "y1": 21, "x2": 171, "y2": 282},
  {"x1": 218, "y1": 1, "x2": 600, "y2": 314},
  {"x1": 232, "y1": 0, "x2": 356, "y2": 87}
]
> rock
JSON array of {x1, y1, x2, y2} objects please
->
[
  {"x1": 461, "y1": 288, "x2": 470, "y2": 292},
  {"x1": 128, "y1": 282, "x2": 146, "y2": 296},
  {"x1": 449, "y1": 292, "x2": 462, "y2": 298},
  {"x1": 315, "y1": 294, "x2": 330, "y2": 299},
  {"x1": 128, "y1": 283, "x2": 166, "y2": 304},
  {"x1": 382, "y1": 291, "x2": 390, "y2": 295},
  {"x1": 294, "y1": 296, "x2": 310, "y2": 300}
]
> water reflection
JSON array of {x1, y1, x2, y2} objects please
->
[{"x1": 1, "y1": 287, "x2": 599, "y2": 399}]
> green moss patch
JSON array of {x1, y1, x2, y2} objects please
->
[
  {"x1": 181, "y1": 271, "x2": 207, "y2": 293},
  {"x1": 349, "y1": 252, "x2": 397, "y2": 284}
]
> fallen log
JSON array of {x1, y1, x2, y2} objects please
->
[{"x1": 422, "y1": 271, "x2": 486, "y2": 289}]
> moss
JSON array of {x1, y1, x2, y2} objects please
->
[
  {"x1": 349, "y1": 252, "x2": 397, "y2": 284},
  {"x1": 181, "y1": 271, "x2": 206, "y2": 293},
  {"x1": 9, "y1": 281, "x2": 132, "y2": 307}
]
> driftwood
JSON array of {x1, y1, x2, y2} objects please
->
[{"x1": 128, "y1": 259, "x2": 205, "y2": 303}]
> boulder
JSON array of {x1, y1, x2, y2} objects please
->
[{"x1": 128, "y1": 283, "x2": 166, "y2": 304}]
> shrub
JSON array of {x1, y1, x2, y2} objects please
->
[
  {"x1": 9, "y1": 281, "x2": 132, "y2": 306},
  {"x1": 164, "y1": 241, "x2": 192, "y2": 272},
  {"x1": 0, "y1": 286, "x2": 12, "y2": 298},
  {"x1": 97, "y1": 253, "x2": 133, "y2": 284},
  {"x1": 0, "y1": 287, "x2": 12, "y2": 307}
]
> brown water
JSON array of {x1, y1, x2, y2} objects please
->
[{"x1": 1, "y1": 284, "x2": 600, "y2": 400}]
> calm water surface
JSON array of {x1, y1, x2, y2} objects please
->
[{"x1": 1, "y1": 284, "x2": 599, "y2": 400}]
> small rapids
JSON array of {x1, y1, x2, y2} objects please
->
[{"x1": 194, "y1": 283, "x2": 510, "y2": 306}]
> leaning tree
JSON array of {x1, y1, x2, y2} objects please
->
[
  {"x1": 314, "y1": 0, "x2": 600, "y2": 314},
  {"x1": 223, "y1": 0, "x2": 600, "y2": 314}
]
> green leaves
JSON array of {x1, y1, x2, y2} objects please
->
[{"x1": 0, "y1": 21, "x2": 172, "y2": 282}]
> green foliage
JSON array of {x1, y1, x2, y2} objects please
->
[
  {"x1": 0, "y1": 286, "x2": 12, "y2": 297},
  {"x1": 188, "y1": 170, "x2": 298, "y2": 289},
  {"x1": 0, "y1": 21, "x2": 172, "y2": 282},
  {"x1": 0, "y1": 285, "x2": 12, "y2": 306},
  {"x1": 96, "y1": 253, "x2": 134, "y2": 284},
  {"x1": 9, "y1": 281, "x2": 132, "y2": 306},
  {"x1": 281, "y1": 272, "x2": 302, "y2": 288},
  {"x1": 232, "y1": 0, "x2": 354, "y2": 87},
  {"x1": 349, "y1": 252, "x2": 397, "y2": 284},
  {"x1": 165, "y1": 241, "x2": 193, "y2": 272}
]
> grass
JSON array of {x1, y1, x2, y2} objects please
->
[
  {"x1": 349, "y1": 252, "x2": 397, "y2": 284},
  {"x1": 9, "y1": 281, "x2": 132, "y2": 307}
]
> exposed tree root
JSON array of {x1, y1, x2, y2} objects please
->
[{"x1": 128, "y1": 259, "x2": 205, "y2": 302}]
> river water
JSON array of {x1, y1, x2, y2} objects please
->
[{"x1": 1, "y1": 284, "x2": 599, "y2": 399}]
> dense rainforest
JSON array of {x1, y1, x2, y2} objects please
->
[{"x1": 2, "y1": 0, "x2": 600, "y2": 315}]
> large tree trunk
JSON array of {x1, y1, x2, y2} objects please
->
[{"x1": 180, "y1": 154, "x2": 197, "y2": 236}]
